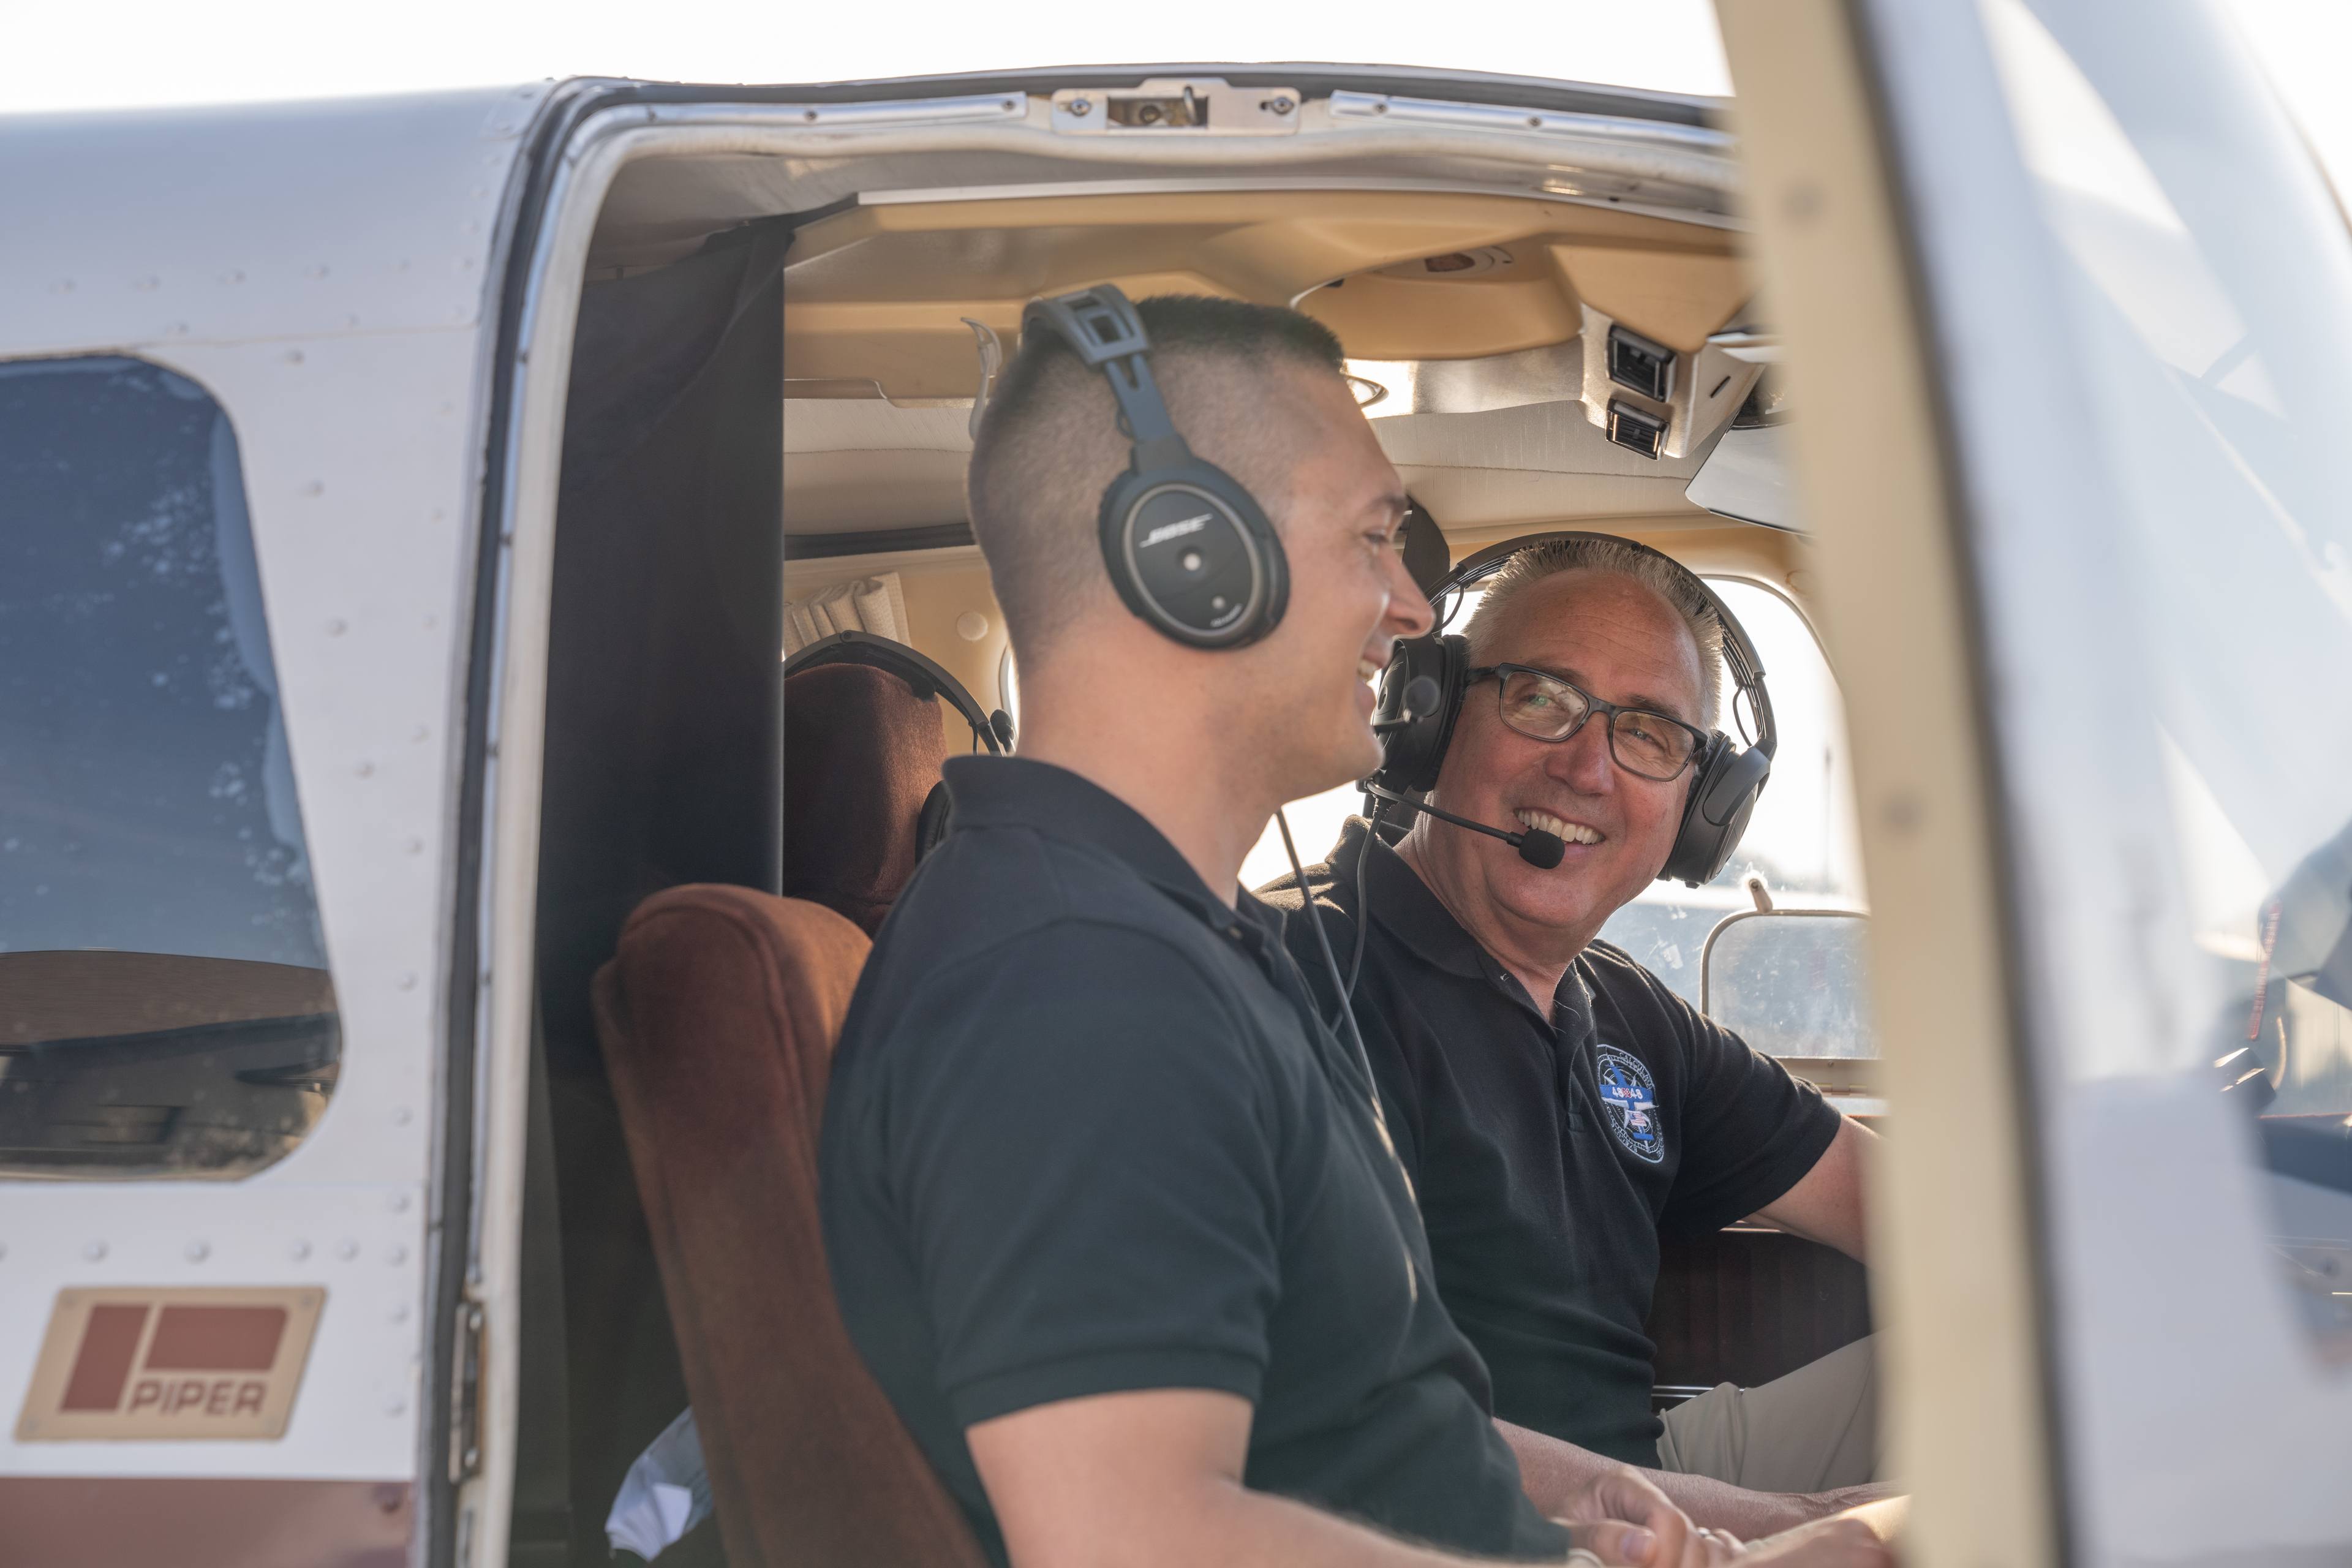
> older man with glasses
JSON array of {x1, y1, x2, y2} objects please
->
[{"x1": 1264, "y1": 537, "x2": 1888, "y2": 1542}]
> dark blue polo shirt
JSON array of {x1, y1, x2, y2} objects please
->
[
  {"x1": 820, "y1": 758, "x2": 1571, "y2": 1565},
  {"x1": 1261, "y1": 817, "x2": 1842, "y2": 1465}
]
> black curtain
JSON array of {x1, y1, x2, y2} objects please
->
[{"x1": 526, "y1": 219, "x2": 788, "y2": 1568}]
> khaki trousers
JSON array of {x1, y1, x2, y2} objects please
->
[{"x1": 1654, "y1": 1333, "x2": 1880, "y2": 1493}]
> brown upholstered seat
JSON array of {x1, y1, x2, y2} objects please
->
[
  {"x1": 593, "y1": 883, "x2": 986, "y2": 1567},
  {"x1": 783, "y1": 662, "x2": 951, "y2": 933}
]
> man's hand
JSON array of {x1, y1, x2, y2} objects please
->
[
  {"x1": 1498, "y1": 1417, "x2": 1890, "y2": 1548},
  {"x1": 971, "y1": 1388, "x2": 1680, "y2": 1568},
  {"x1": 1552, "y1": 1466, "x2": 1901, "y2": 1568},
  {"x1": 1740, "y1": 1513, "x2": 1895, "y2": 1566},
  {"x1": 1552, "y1": 1461, "x2": 1715, "y2": 1568}
]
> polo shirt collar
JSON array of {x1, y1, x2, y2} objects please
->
[
  {"x1": 1336, "y1": 816, "x2": 1595, "y2": 1023},
  {"x1": 941, "y1": 755, "x2": 1245, "y2": 933},
  {"x1": 1332, "y1": 815, "x2": 1490, "y2": 982}
]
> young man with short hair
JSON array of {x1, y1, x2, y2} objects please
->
[{"x1": 820, "y1": 293, "x2": 1887, "y2": 1568}]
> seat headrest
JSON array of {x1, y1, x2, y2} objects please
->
[{"x1": 783, "y1": 662, "x2": 948, "y2": 933}]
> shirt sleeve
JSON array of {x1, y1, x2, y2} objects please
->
[
  {"x1": 1651, "y1": 969, "x2": 1844, "y2": 1237},
  {"x1": 881, "y1": 921, "x2": 1284, "y2": 1430}
]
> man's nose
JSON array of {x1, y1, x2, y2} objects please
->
[
  {"x1": 1548, "y1": 711, "x2": 1616, "y2": 794},
  {"x1": 1382, "y1": 546, "x2": 1435, "y2": 640}
]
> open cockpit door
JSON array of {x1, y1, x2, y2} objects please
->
[
  {"x1": 458, "y1": 62, "x2": 1760, "y2": 1567},
  {"x1": 1725, "y1": 2, "x2": 2352, "y2": 1564}
]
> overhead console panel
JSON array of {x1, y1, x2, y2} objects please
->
[
  {"x1": 782, "y1": 189, "x2": 1752, "y2": 408},
  {"x1": 782, "y1": 184, "x2": 1760, "y2": 535}
]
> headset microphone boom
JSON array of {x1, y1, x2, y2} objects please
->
[{"x1": 1366, "y1": 676, "x2": 1566, "y2": 869}]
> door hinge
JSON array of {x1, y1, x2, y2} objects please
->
[
  {"x1": 450, "y1": 1301, "x2": 486, "y2": 1485},
  {"x1": 1050, "y1": 80, "x2": 1300, "y2": 136}
]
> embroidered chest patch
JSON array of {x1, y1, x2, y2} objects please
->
[{"x1": 1594, "y1": 1044, "x2": 1665, "y2": 1164}]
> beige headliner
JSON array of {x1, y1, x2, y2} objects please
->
[
  {"x1": 782, "y1": 186, "x2": 1758, "y2": 536},
  {"x1": 783, "y1": 390, "x2": 1718, "y2": 536},
  {"x1": 783, "y1": 188, "x2": 1751, "y2": 400}
]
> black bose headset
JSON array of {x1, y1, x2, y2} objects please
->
[
  {"x1": 782, "y1": 628, "x2": 1012, "y2": 857},
  {"x1": 1022, "y1": 285, "x2": 1421, "y2": 1123},
  {"x1": 1370, "y1": 532, "x2": 1777, "y2": 888},
  {"x1": 1020, "y1": 284, "x2": 1290, "y2": 650}
]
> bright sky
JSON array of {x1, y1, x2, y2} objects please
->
[
  {"x1": 8, "y1": 0, "x2": 1732, "y2": 111},
  {"x1": 3, "y1": 0, "x2": 2334, "y2": 133},
  {"x1": 18, "y1": 0, "x2": 2347, "y2": 885},
  {"x1": 15, "y1": 1, "x2": 2345, "y2": 217}
]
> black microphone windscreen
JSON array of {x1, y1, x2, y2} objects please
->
[
  {"x1": 1517, "y1": 830, "x2": 1566, "y2": 870},
  {"x1": 1402, "y1": 676, "x2": 1443, "y2": 720}
]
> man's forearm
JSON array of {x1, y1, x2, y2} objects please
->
[
  {"x1": 1495, "y1": 1420, "x2": 1838, "y2": 1540},
  {"x1": 1007, "y1": 1472, "x2": 1554, "y2": 1568},
  {"x1": 1642, "y1": 1468, "x2": 1859, "y2": 1540}
]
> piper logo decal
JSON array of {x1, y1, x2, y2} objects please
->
[{"x1": 18, "y1": 1287, "x2": 323, "y2": 1441}]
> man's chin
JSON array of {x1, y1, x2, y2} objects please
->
[
  {"x1": 1328, "y1": 729, "x2": 1384, "y2": 795},
  {"x1": 1279, "y1": 731, "x2": 1382, "y2": 809},
  {"x1": 1490, "y1": 854, "x2": 1610, "y2": 935}
]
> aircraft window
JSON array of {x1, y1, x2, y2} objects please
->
[
  {"x1": 1599, "y1": 579, "x2": 1865, "y2": 1012},
  {"x1": 0, "y1": 356, "x2": 338, "y2": 1178}
]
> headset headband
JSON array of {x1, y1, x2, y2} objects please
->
[
  {"x1": 1017, "y1": 284, "x2": 1291, "y2": 650},
  {"x1": 1430, "y1": 532, "x2": 1776, "y2": 758},
  {"x1": 1020, "y1": 289, "x2": 1191, "y2": 472},
  {"x1": 1371, "y1": 529, "x2": 1778, "y2": 885},
  {"x1": 782, "y1": 629, "x2": 1011, "y2": 754}
]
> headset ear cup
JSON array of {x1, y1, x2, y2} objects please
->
[
  {"x1": 1373, "y1": 634, "x2": 1469, "y2": 794},
  {"x1": 1099, "y1": 462, "x2": 1289, "y2": 649},
  {"x1": 915, "y1": 780, "x2": 954, "y2": 862},
  {"x1": 1663, "y1": 739, "x2": 1772, "y2": 886}
]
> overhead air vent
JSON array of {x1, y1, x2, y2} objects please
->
[
  {"x1": 1376, "y1": 246, "x2": 1515, "y2": 279},
  {"x1": 1606, "y1": 399, "x2": 1668, "y2": 460},
  {"x1": 1607, "y1": 324, "x2": 1675, "y2": 402}
]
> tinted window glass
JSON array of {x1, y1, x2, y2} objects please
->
[{"x1": 1, "y1": 356, "x2": 337, "y2": 1177}]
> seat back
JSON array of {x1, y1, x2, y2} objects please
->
[
  {"x1": 783, "y1": 662, "x2": 949, "y2": 933},
  {"x1": 592, "y1": 883, "x2": 985, "y2": 1568}
]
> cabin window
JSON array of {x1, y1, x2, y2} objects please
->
[
  {"x1": 1596, "y1": 579, "x2": 1864, "y2": 1009},
  {"x1": 0, "y1": 356, "x2": 338, "y2": 1178}
]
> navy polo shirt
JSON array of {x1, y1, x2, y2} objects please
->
[
  {"x1": 1261, "y1": 817, "x2": 1842, "y2": 1465},
  {"x1": 820, "y1": 759, "x2": 1572, "y2": 1566}
]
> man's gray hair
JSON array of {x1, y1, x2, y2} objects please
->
[{"x1": 1457, "y1": 537, "x2": 1725, "y2": 731}]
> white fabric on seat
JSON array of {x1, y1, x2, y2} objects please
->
[
  {"x1": 606, "y1": 1406, "x2": 713, "y2": 1561},
  {"x1": 783, "y1": 570, "x2": 909, "y2": 655}
]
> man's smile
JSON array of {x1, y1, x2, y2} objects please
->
[{"x1": 1513, "y1": 808, "x2": 1604, "y2": 846}]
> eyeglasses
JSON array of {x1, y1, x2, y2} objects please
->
[{"x1": 1468, "y1": 663, "x2": 1711, "y2": 782}]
